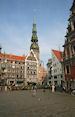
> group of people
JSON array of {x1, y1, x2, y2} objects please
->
[{"x1": 0, "y1": 85, "x2": 12, "y2": 92}]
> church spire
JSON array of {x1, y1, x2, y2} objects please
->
[
  {"x1": 30, "y1": 16, "x2": 39, "y2": 60},
  {"x1": 33, "y1": 16, "x2": 36, "y2": 24},
  {"x1": 31, "y1": 16, "x2": 39, "y2": 46}
]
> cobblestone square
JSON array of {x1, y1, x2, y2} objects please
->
[{"x1": 0, "y1": 90, "x2": 75, "y2": 117}]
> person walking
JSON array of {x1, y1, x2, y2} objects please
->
[
  {"x1": 52, "y1": 85, "x2": 55, "y2": 93},
  {"x1": 32, "y1": 87, "x2": 36, "y2": 97},
  {"x1": 5, "y1": 85, "x2": 7, "y2": 92},
  {"x1": 70, "y1": 85, "x2": 72, "y2": 95}
]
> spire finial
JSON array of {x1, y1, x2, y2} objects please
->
[{"x1": 33, "y1": 9, "x2": 36, "y2": 24}]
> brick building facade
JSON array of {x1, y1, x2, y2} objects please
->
[
  {"x1": 0, "y1": 52, "x2": 25, "y2": 85},
  {"x1": 62, "y1": 0, "x2": 75, "y2": 91}
]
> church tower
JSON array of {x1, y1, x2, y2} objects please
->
[{"x1": 30, "y1": 16, "x2": 39, "y2": 61}]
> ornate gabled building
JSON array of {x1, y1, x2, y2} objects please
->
[
  {"x1": 62, "y1": 0, "x2": 75, "y2": 91},
  {"x1": 25, "y1": 50, "x2": 38, "y2": 85}
]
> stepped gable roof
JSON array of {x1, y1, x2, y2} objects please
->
[
  {"x1": 0, "y1": 53, "x2": 26, "y2": 61},
  {"x1": 52, "y1": 49, "x2": 63, "y2": 62}
]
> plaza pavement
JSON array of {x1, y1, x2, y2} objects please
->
[{"x1": 0, "y1": 89, "x2": 75, "y2": 117}]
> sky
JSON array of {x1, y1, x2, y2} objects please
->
[{"x1": 0, "y1": 0, "x2": 73, "y2": 68}]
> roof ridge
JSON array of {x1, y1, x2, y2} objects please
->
[
  {"x1": 0, "y1": 53, "x2": 26, "y2": 58},
  {"x1": 0, "y1": 53, "x2": 26, "y2": 61}
]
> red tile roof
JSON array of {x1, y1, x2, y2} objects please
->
[
  {"x1": 52, "y1": 49, "x2": 63, "y2": 62},
  {"x1": 0, "y1": 53, "x2": 26, "y2": 61}
]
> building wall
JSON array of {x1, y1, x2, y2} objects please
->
[
  {"x1": 34, "y1": 51, "x2": 39, "y2": 61},
  {"x1": 46, "y1": 59, "x2": 52, "y2": 85},
  {"x1": 62, "y1": 0, "x2": 75, "y2": 91},
  {"x1": 0, "y1": 53, "x2": 25, "y2": 85},
  {"x1": 51, "y1": 51, "x2": 63, "y2": 86},
  {"x1": 25, "y1": 50, "x2": 38, "y2": 85},
  {"x1": 38, "y1": 65, "x2": 47, "y2": 85}
]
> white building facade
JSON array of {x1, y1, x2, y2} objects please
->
[
  {"x1": 51, "y1": 50, "x2": 63, "y2": 86},
  {"x1": 25, "y1": 50, "x2": 38, "y2": 85}
]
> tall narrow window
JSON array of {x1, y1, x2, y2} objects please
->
[
  {"x1": 74, "y1": 22, "x2": 75, "y2": 29},
  {"x1": 66, "y1": 65, "x2": 70, "y2": 74},
  {"x1": 73, "y1": 45, "x2": 75, "y2": 54},
  {"x1": 17, "y1": 75, "x2": 18, "y2": 78}
]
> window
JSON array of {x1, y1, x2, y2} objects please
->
[
  {"x1": 17, "y1": 75, "x2": 18, "y2": 78},
  {"x1": 54, "y1": 76, "x2": 57, "y2": 79},
  {"x1": 49, "y1": 77, "x2": 51, "y2": 79},
  {"x1": 21, "y1": 71, "x2": 23, "y2": 73},
  {"x1": 21, "y1": 66, "x2": 24, "y2": 69},
  {"x1": 73, "y1": 45, "x2": 75, "y2": 54},
  {"x1": 49, "y1": 81, "x2": 51, "y2": 84},
  {"x1": 15, "y1": 61, "x2": 19, "y2": 64},
  {"x1": 54, "y1": 81, "x2": 57, "y2": 85},
  {"x1": 66, "y1": 65, "x2": 70, "y2": 74},
  {"x1": 74, "y1": 22, "x2": 75, "y2": 29},
  {"x1": 34, "y1": 71, "x2": 36, "y2": 74}
]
